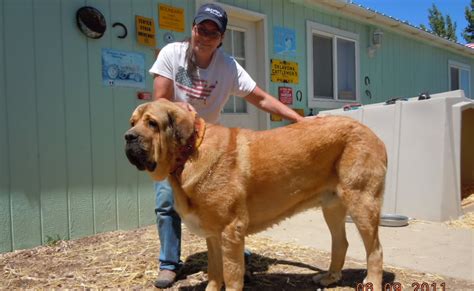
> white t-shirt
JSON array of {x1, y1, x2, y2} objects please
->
[{"x1": 149, "y1": 42, "x2": 256, "y2": 123}]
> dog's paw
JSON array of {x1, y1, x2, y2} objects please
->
[
  {"x1": 312, "y1": 271, "x2": 342, "y2": 286},
  {"x1": 205, "y1": 281, "x2": 222, "y2": 291}
]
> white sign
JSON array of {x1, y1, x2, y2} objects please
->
[{"x1": 102, "y1": 49, "x2": 145, "y2": 88}]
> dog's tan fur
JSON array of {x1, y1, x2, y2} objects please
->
[{"x1": 125, "y1": 99, "x2": 387, "y2": 291}]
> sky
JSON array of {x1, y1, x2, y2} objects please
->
[{"x1": 352, "y1": 0, "x2": 471, "y2": 44}]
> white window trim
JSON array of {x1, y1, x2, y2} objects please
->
[
  {"x1": 448, "y1": 60, "x2": 471, "y2": 98},
  {"x1": 306, "y1": 20, "x2": 360, "y2": 109}
]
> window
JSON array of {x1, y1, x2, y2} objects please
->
[
  {"x1": 222, "y1": 27, "x2": 247, "y2": 113},
  {"x1": 449, "y1": 60, "x2": 471, "y2": 98},
  {"x1": 307, "y1": 21, "x2": 359, "y2": 108}
]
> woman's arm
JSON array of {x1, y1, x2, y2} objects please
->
[
  {"x1": 244, "y1": 86, "x2": 305, "y2": 122},
  {"x1": 152, "y1": 75, "x2": 174, "y2": 100}
]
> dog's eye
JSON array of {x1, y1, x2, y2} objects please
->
[
  {"x1": 130, "y1": 121, "x2": 135, "y2": 127},
  {"x1": 148, "y1": 119, "x2": 158, "y2": 130}
]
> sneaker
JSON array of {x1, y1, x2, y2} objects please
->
[{"x1": 154, "y1": 269, "x2": 177, "y2": 288}]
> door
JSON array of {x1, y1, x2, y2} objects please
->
[{"x1": 220, "y1": 18, "x2": 260, "y2": 129}]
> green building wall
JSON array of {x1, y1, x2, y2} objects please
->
[{"x1": 1, "y1": 0, "x2": 472, "y2": 253}]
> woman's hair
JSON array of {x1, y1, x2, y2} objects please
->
[{"x1": 183, "y1": 37, "x2": 197, "y2": 78}]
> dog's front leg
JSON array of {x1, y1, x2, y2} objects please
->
[
  {"x1": 206, "y1": 236, "x2": 224, "y2": 291},
  {"x1": 221, "y1": 218, "x2": 246, "y2": 291}
]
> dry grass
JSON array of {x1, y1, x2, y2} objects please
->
[
  {"x1": 443, "y1": 185, "x2": 474, "y2": 229},
  {"x1": 445, "y1": 212, "x2": 474, "y2": 229},
  {"x1": 1, "y1": 226, "x2": 473, "y2": 290}
]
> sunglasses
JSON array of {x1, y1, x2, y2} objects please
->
[{"x1": 195, "y1": 25, "x2": 222, "y2": 39}]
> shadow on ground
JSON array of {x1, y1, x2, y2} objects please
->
[{"x1": 177, "y1": 251, "x2": 395, "y2": 291}]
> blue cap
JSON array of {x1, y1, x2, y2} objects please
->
[{"x1": 194, "y1": 3, "x2": 228, "y2": 33}]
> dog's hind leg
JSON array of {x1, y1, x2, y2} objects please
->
[
  {"x1": 312, "y1": 201, "x2": 348, "y2": 286},
  {"x1": 206, "y1": 236, "x2": 224, "y2": 291},
  {"x1": 334, "y1": 133, "x2": 386, "y2": 291},
  {"x1": 348, "y1": 190, "x2": 383, "y2": 291}
]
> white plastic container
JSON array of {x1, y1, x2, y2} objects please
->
[{"x1": 321, "y1": 90, "x2": 474, "y2": 221}]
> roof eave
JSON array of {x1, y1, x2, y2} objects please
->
[{"x1": 297, "y1": 0, "x2": 474, "y2": 57}]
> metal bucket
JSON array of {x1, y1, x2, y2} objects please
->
[{"x1": 346, "y1": 214, "x2": 409, "y2": 227}]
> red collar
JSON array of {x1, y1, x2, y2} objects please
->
[{"x1": 170, "y1": 114, "x2": 206, "y2": 178}]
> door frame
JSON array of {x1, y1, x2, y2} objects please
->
[{"x1": 195, "y1": 0, "x2": 269, "y2": 130}]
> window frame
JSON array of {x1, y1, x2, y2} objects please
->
[
  {"x1": 306, "y1": 21, "x2": 360, "y2": 109},
  {"x1": 222, "y1": 25, "x2": 248, "y2": 114},
  {"x1": 448, "y1": 60, "x2": 471, "y2": 98}
]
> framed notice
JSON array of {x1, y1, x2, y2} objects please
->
[
  {"x1": 159, "y1": 4, "x2": 184, "y2": 32},
  {"x1": 135, "y1": 16, "x2": 156, "y2": 47}
]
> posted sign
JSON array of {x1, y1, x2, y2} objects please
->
[
  {"x1": 271, "y1": 59, "x2": 299, "y2": 84},
  {"x1": 136, "y1": 16, "x2": 156, "y2": 47},
  {"x1": 159, "y1": 4, "x2": 184, "y2": 32},
  {"x1": 278, "y1": 86, "x2": 293, "y2": 105}
]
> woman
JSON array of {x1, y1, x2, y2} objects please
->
[{"x1": 149, "y1": 3, "x2": 304, "y2": 288}]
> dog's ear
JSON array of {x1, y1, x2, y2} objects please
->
[
  {"x1": 166, "y1": 106, "x2": 195, "y2": 146},
  {"x1": 130, "y1": 102, "x2": 149, "y2": 126}
]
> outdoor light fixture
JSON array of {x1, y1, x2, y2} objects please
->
[
  {"x1": 372, "y1": 29, "x2": 384, "y2": 48},
  {"x1": 368, "y1": 28, "x2": 384, "y2": 58}
]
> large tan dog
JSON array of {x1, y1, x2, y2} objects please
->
[{"x1": 124, "y1": 99, "x2": 387, "y2": 291}]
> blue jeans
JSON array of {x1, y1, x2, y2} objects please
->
[{"x1": 155, "y1": 180, "x2": 182, "y2": 271}]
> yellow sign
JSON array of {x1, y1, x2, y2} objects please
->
[
  {"x1": 271, "y1": 59, "x2": 299, "y2": 84},
  {"x1": 270, "y1": 113, "x2": 283, "y2": 122},
  {"x1": 294, "y1": 108, "x2": 305, "y2": 117},
  {"x1": 135, "y1": 16, "x2": 156, "y2": 47},
  {"x1": 159, "y1": 4, "x2": 184, "y2": 32}
]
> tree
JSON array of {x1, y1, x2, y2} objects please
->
[
  {"x1": 421, "y1": 4, "x2": 457, "y2": 42},
  {"x1": 446, "y1": 16, "x2": 458, "y2": 42},
  {"x1": 462, "y1": 0, "x2": 474, "y2": 43}
]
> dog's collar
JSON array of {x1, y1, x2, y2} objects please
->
[{"x1": 170, "y1": 112, "x2": 206, "y2": 178}]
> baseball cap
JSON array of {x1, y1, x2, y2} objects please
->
[{"x1": 194, "y1": 3, "x2": 228, "y2": 33}]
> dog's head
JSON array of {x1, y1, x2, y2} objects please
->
[{"x1": 124, "y1": 99, "x2": 196, "y2": 180}]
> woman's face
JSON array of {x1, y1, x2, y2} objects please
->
[{"x1": 192, "y1": 20, "x2": 224, "y2": 55}]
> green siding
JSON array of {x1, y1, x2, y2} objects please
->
[
  {"x1": 61, "y1": 0, "x2": 95, "y2": 239},
  {"x1": 88, "y1": 0, "x2": 117, "y2": 234},
  {"x1": 34, "y1": 0, "x2": 69, "y2": 243},
  {"x1": 4, "y1": 0, "x2": 42, "y2": 250},
  {"x1": 112, "y1": 0, "x2": 139, "y2": 232},
  {"x1": 1, "y1": 0, "x2": 472, "y2": 253},
  {"x1": 0, "y1": 0, "x2": 13, "y2": 253},
  {"x1": 0, "y1": 0, "x2": 164, "y2": 252}
]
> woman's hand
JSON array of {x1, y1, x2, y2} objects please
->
[{"x1": 175, "y1": 102, "x2": 197, "y2": 114}]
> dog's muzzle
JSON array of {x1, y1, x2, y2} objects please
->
[{"x1": 124, "y1": 130, "x2": 157, "y2": 172}]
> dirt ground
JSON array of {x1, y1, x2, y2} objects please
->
[{"x1": 1, "y1": 224, "x2": 473, "y2": 290}]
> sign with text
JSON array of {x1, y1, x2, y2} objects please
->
[
  {"x1": 102, "y1": 49, "x2": 145, "y2": 89},
  {"x1": 278, "y1": 86, "x2": 293, "y2": 105},
  {"x1": 271, "y1": 59, "x2": 299, "y2": 84},
  {"x1": 135, "y1": 16, "x2": 156, "y2": 47},
  {"x1": 159, "y1": 4, "x2": 184, "y2": 32}
]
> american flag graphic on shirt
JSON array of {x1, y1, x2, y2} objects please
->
[{"x1": 175, "y1": 66, "x2": 217, "y2": 103}]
